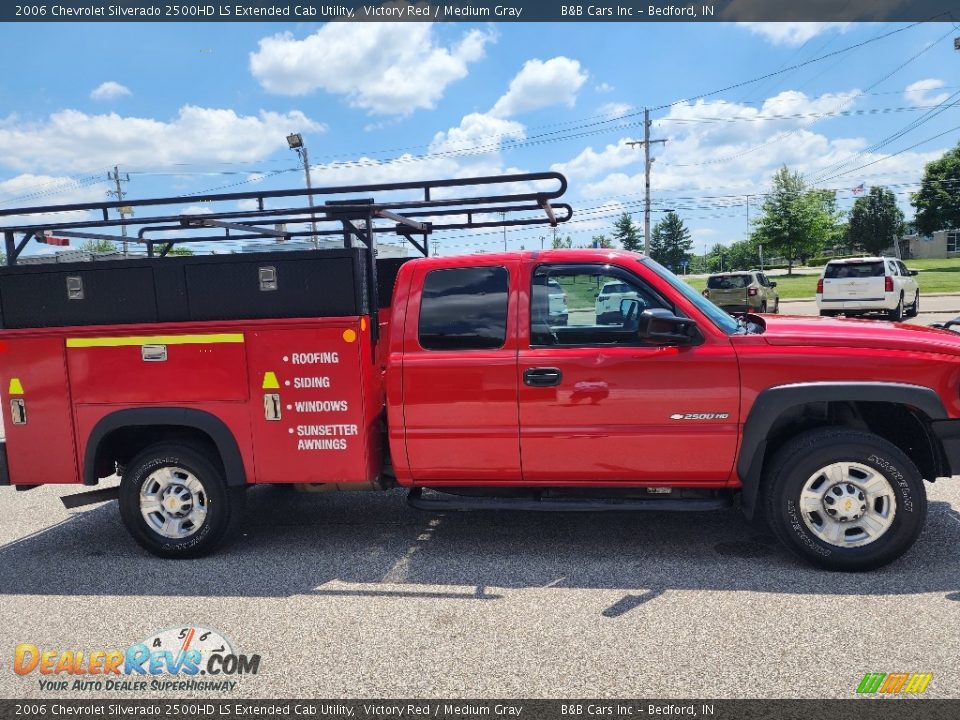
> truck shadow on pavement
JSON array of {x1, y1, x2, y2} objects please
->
[{"x1": 0, "y1": 487, "x2": 958, "y2": 607}]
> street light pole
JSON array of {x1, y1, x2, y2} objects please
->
[{"x1": 287, "y1": 133, "x2": 319, "y2": 249}]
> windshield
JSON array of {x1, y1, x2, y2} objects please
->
[{"x1": 642, "y1": 257, "x2": 740, "y2": 335}]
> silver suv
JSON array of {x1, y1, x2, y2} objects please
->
[{"x1": 703, "y1": 271, "x2": 780, "y2": 314}]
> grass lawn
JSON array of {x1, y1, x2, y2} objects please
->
[{"x1": 682, "y1": 257, "x2": 960, "y2": 300}]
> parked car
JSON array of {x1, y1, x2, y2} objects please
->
[
  {"x1": 595, "y1": 280, "x2": 640, "y2": 323},
  {"x1": 702, "y1": 271, "x2": 779, "y2": 314},
  {"x1": 547, "y1": 278, "x2": 568, "y2": 325},
  {"x1": 816, "y1": 257, "x2": 919, "y2": 321}
]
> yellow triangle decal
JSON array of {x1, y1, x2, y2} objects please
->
[
  {"x1": 262, "y1": 372, "x2": 279, "y2": 389},
  {"x1": 8, "y1": 378, "x2": 23, "y2": 395}
]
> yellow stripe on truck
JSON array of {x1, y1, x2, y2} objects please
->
[{"x1": 66, "y1": 333, "x2": 244, "y2": 348}]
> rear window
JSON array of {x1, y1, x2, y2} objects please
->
[
  {"x1": 419, "y1": 266, "x2": 509, "y2": 351},
  {"x1": 707, "y1": 274, "x2": 750, "y2": 289},
  {"x1": 600, "y1": 283, "x2": 629, "y2": 294},
  {"x1": 824, "y1": 262, "x2": 885, "y2": 279}
]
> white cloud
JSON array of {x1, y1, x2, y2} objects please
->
[
  {"x1": 736, "y1": 22, "x2": 851, "y2": 46},
  {"x1": 429, "y1": 113, "x2": 526, "y2": 156},
  {"x1": 595, "y1": 82, "x2": 614, "y2": 94},
  {"x1": 90, "y1": 81, "x2": 131, "y2": 100},
  {"x1": 597, "y1": 102, "x2": 633, "y2": 120},
  {"x1": 551, "y1": 139, "x2": 640, "y2": 182},
  {"x1": 0, "y1": 106, "x2": 324, "y2": 174},
  {"x1": 179, "y1": 205, "x2": 214, "y2": 216},
  {"x1": 249, "y1": 23, "x2": 494, "y2": 116},
  {"x1": 579, "y1": 89, "x2": 945, "y2": 207},
  {"x1": 905, "y1": 79, "x2": 950, "y2": 106},
  {"x1": 490, "y1": 57, "x2": 588, "y2": 118},
  {"x1": 0, "y1": 174, "x2": 105, "y2": 227}
]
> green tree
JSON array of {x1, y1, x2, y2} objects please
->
[
  {"x1": 591, "y1": 234, "x2": 614, "y2": 249},
  {"x1": 725, "y1": 239, "x2": 760, "y2": 271},
  {"x1": 750, "y1": 166, "x2": 838, "y2": 274},
  {"x1": 166, "y1": 246, "x2": 195, "y2": 256},
  {"x1": 913, "y1": 142, "x2": 960, "y2": 235},
  {"x1": 552, "y1": 234, "x2": 573, "y2": 249},
  {"x1": 648, "y1": 212, "x2": 692, "y2": 271},
  {"x1": 80, "y1": 239, "x2": 118, "y2": 254},
  {"x1": 847, "y1": 186, "x2": 904, "y2": 256},
  {"x1": 611, "y1": 212, "x2": 642, "y2": 252}
]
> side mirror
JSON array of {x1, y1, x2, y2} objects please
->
[
  {"x1": 620, "y1": 297, "x2": 641, "y2": 321},
  {"x1": 909, "y1": 270, "x2": 919, "y2": 276},
  {"x1": 769, "y1": 281, "x2": 777, "y2": 287},
  {"x1": 637, "y1": 308, "x2": 696, "y2": 345}
]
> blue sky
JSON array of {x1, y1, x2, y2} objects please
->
[{"x1": 0, "y1": 20, "x2": 957, "y2": 257}]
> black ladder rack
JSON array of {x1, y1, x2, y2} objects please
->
[{"x1": 0, "y1": 171, "x2": 572, "y2": 264}]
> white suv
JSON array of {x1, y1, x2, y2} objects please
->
[
  {"x1": 816, "y1": 257, "x2": 920, "y2": 321},
  {"x1": 595, "y1": 281, "x2": 640, "y2": 324}
]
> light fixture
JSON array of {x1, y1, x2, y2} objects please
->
[{"x1": 286, "y1": 133, "x2": 304, "y2": 149}]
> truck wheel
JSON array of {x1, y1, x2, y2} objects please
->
[
  {"x1": 118, "y1": 443, "x2": 244, "y2": 559},
  {"x1": 888, "y1": 294, "x2": 904, "y2": 322},
  {"x1": 764, "y1": 428, "x2": 926, "y2": 571},
  {"x1": 907, "y1": 291, "x2": 920, "y2": 318}
]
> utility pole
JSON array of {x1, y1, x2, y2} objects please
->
[
  {"x1": 432, "y1": 240, "x2": 439, "y2": 257},
  {"x1": 501, "y1": 212, "x2": 507, "y2": 251},
  {"x1": 107, "y1": 166, "x2": 130, "y2": 255},
  {"x1": 627, "y1": 108, "x2": 667, "y2": 255}
]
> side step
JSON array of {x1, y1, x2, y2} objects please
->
[
  {"x1": 407, "y1": 487, "x2": 731, "y2": 512},
  {"x1": 61, "y1": 486, "x2": 119, "y2": 509}
]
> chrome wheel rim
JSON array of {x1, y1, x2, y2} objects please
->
[
  {"x1": 139, "y1": 466, "x2": 208, "y2": 539},
  {"x1": 799, "y1": 462, "x2": 896, "y2": 548}
]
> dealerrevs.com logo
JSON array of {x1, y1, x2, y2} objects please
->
[
  {"x1": 856, "y1": 672, "x2": 933, "y2": 695},
  {"x1": 14, "y1": 626, "x2": 260, "y2": 693}
]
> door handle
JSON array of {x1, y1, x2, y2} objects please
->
[{"x1": 524, "y1": 367, "x2": 562, "y2": 387}]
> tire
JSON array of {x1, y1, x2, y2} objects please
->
[
  {"x1": 118, "y1": 443, "x2": 245, "y2": 559},
  {"x1": 773, "y1": 300, "x2": 780, "y2": 314},
  {"x1": 907, "y1": 291, "x2": 920, "y2": 318},
  {"x1": 764, "y1": 428, "x2": 926, "y2": 571},
  {"x1": 888, "y1": 294, "x2": 904, "y2": 322},
  {"x1": 819, "y1": 310, "x2": 834, "y2": 317},
  {"x1": 759, "y1": 301, "x2": 768, "y2": 313}
]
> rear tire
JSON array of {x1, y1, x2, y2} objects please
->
[
  {"x1": 819, "y1": 310, "x2": 834, "y2": 317},
  {"x1": 759, "y1": 301, "x2": 768, "y2": 313},
  {"x1": 764, "y1": 428, "x2": 926, "y2": 571},
  {"x1": 118, "y1": 443, "x2": 245, "y2": 559},
  {"x1": 888, "y1": 294, "x2": 904, "y2": 322},
  {"x1": 907, "y1": 291, "x2": 920, "y2": 318}
]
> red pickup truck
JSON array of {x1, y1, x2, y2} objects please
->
[{"x1": 1, "y1": 174, "x2": 958, "y2": 572}]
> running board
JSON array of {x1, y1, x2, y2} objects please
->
[
  {"x1": 61, "y1": 486, "x2": 119, "y2": 509},
  {"x1": 407, "y1": 487, "x2": 731, "y2": 512}
]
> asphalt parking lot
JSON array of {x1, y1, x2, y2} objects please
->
[{"x1": 1, "y1": 300, "x2": 960, "y2": 700}]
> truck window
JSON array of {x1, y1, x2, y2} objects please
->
[
  {"x1": 531, "y1": 267, "x2": 665, "y2": 346},
  {"x1": 419, "y1": 266, "x2": 509, "y2": 351}
]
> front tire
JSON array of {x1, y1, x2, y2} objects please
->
[
  {"x1": 119, "y1": 443, "x2": 245, "y2": 558},
  {"x1": 764, "y1": 428, "x2": 926, "y2": 571}
]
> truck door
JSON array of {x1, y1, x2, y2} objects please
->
[
  {"x1": 519, "y1": 263, "x2": 740, "y2": 484},
  {"x1": 401, "y1": 261, "x2": 521, "y2": 482}
]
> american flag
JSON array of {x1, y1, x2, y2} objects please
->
[{"x1": 852, "y1": 183, "x2": 865, "y2": 194}]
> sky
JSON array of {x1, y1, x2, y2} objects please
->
[{"x1": 0, "y1": 19, "x2": 957, "y2": 258}]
